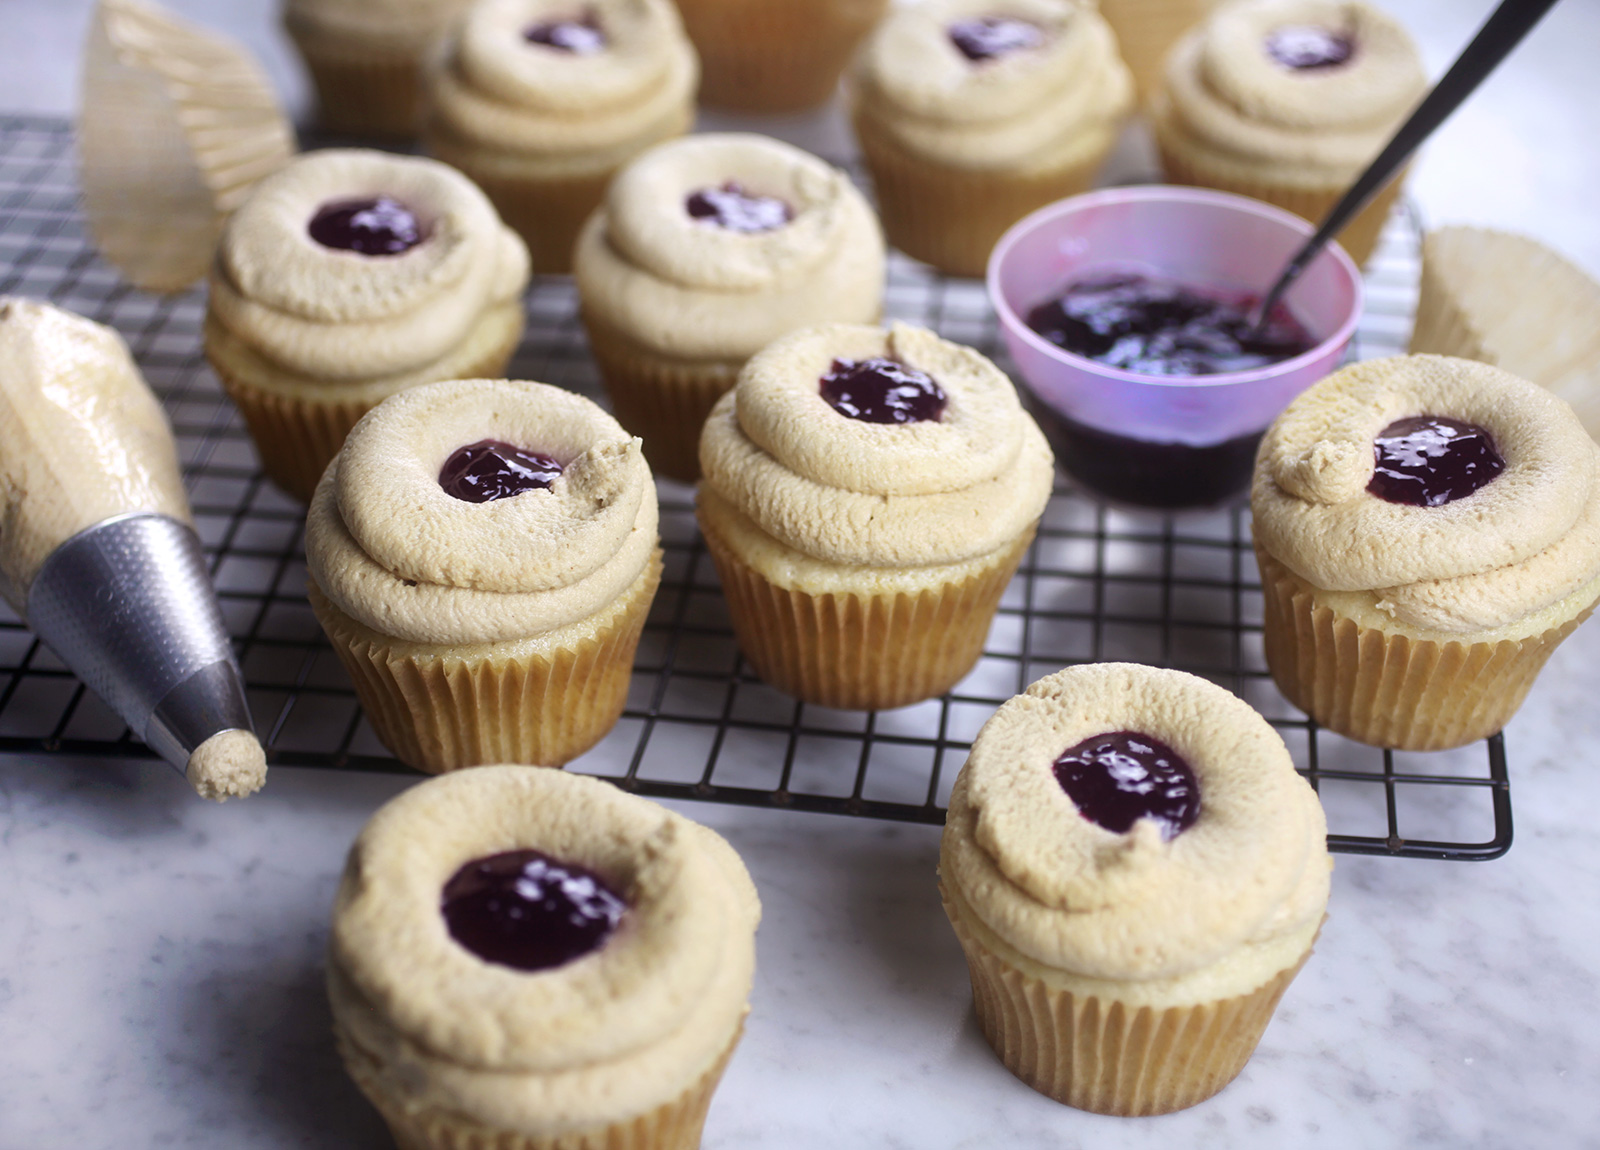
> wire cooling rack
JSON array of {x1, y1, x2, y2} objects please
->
[{"x1": 0, "y1": 114, "x2": 1510, "y2": 860}]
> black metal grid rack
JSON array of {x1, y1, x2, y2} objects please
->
[{"x1": 0, "y1": 114, "x2": 1510, "y2": 860}]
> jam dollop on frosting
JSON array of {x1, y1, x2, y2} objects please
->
[
  {"x1": 439, "y1": 439, "x2": 564, "y2": 503},
  {"x1": 685, "y1": 182, "x2": 794, "y2": 233},
  {"x1": 442, "y1": 849, "x2": 627, "y2": 972},
  {"x1": 524, "y1": 11, "x2": 606, "y2": 53},
  {"x1": 819, "y1": 357, "x2": 947, "y2": 424},
  {"x1": 948, "y1": 15, "x2": 1045, "y2": 61},
  {"x1": 1025, "y1": 273, "x2": 1314, "y2": 377},
  {"x1": 307, "y1": 197, "x2": 423, "y2": 256},
  {"x1": 1053, "y1": 730, "x2": 1200, "y2": 840},
  {"x1": 1265, "y1": 25, "x2": 1356, "y2": 70},
  {"x1": 1366, "y1": 415, "x2": 1505, "y2": 507}
]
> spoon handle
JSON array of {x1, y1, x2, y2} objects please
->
[{"x1": 1255, "y1": 0, "x2": 1563, "y2": 325}]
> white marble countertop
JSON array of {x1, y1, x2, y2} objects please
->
[{"x1": 3, "y1": 2, "x2": 1599, "y2": 1147}]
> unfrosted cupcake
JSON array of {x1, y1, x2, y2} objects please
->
[
  {"x1": 1151, "y1": 0, "x2": 1426, "y2": 266},
  {"x1": 204, "y1": 148, "x2": 529, "y2": 503},
  {"x1": 1252, "y1": 355, "x2": 1600, "y2": 751},
  {"x1": 1098, "y1": 0, "x2": 1219, "y2": 103},
  {"x1": 940, "y1": 663, "x2": 1330, "y2": 1116},
  {"x1": 674, "y1": 0, "x2": 889, "y2": 112},
  {"x1": 696, "y1": 322, "x2": 1053, "y2": 710},
  {"x1": 1409, "y1": 226, "x2": 1600, "y2": 441},
  {"x1": 305, "y1": 378, "x2": 661, "y2": 772},
  {"x1": 851, "y1": 0, "x2": 1133, "y2": 277},
  {"x1": 422, "y1": 0, "x2": 698, "y2": 273},
  {"x1": 284, "y1": 0, "x2": 472, "y2": 138},
  {"x1": 329, "y1": 765, "x2": 759, "y2": 1150},
  {"x1": 575, "y1": 133, "x2": 884, "y2": 482}
]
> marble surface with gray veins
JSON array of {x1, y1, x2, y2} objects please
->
[{"x1": 2, "y1": 1, "x2": 1599, "y2": 1147}]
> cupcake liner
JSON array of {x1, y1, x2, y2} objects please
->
[
  {"x1": 308, "y1": 552, "x2": 661, "y2": 773},
  {"x1": 1256, "y1": 544, "x2": 1597, "y2": 751},
  {"x1": 855, "y1": 115, "x2": 1109, "y2": 278},
  {"x1": 699, "y1": 510, "x2": 1034, "y2": 711},
  {"x1": 945, "y1": 883, "x2": 1311, "y2": 1117},
  {"x1": 1408, "y1": 259, "x2": 1491, "y2": 363},
  {"x1": 335, "y1": 1019, "x2": 743, "y2": 1150},
  {"x1": 286, "y1": 29, "x2": 426, "y2": 139},
  {"x1": 581, "y1": 311, "x2": 742, "y2": 483},
  {"x1": 1099, "y1": 0, "x2": 1218, "y2": 105},
  {"x1": 1154, "y1": 133, "x2": 1403, "y2": 267}
]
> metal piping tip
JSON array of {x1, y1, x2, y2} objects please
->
[{"x1": 25, "y1": 513, "x2": 266, "y2": 799}]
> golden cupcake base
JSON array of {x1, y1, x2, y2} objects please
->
[
  {"x1": 308, "y1": 552, "x2": 661, "y2": 773},
  {"x1": 286, "y1": 34, "x2": 423, "y2": 139}
]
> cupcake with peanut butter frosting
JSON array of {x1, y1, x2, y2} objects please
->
[
  {"x1": 305, "y1": 378, "x2": 662, "y2": 772},
  {"x1": 422, "y1": 0, "x2": 697, "y2": 274},
  {"x1": 940, "y1": 662, "x2": 1330, "y2": 1115},
  {"x1": 851, "y1": 0, "x2": 1134, "y2": 277},
  {"x1": 1151, "y1": 0, "x2": 1427, "y2": 265},
  {"x1": 1252, "y1": 355, "x2": 1600, "y2": 751},
  {"x1": 575, "y1": 133, "x2": 885, "y2": 482},
  {"x1": 204, "y1": 149, "x2": 530, "y2": 503},
  {"x1": 329, "y1": 765, "x2": 759, "y2": 1150},
  {"x1": 697, "y1": 322, "x2": 1053, "y2": 710}
]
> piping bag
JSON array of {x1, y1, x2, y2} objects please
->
[{"x1": 0, "y1": 297, "x2": 266, "y2": 799}]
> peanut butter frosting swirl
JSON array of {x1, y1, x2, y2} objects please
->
[
  {"x1": 427, "y1": 0, "x2": 696, "y2": 172},
  {"x1": 305, "y1": 379, "x2": 659, "y2": 645},
  {"x1": 574, "y1": 134, "x2": 884, "y2": 360},
  {"x1": 942, "y1": 664, "x2": 1330, "y2": 983},
  {"x1": 329, "y1": 767, "x2": 758, "y2": 1133},
  {"x1": 1158, "y1": 0, "x2": 1426, "y2": 181},
  {"x1": 852, "y1": 0, "x2": 1133, "y2": 170},
  {"x1": 1253, "y1": 356, "x2": 1600, "y2": 632},
  {"x1": 208, "y1": 150, "x2": 529, "y2": 384},
  {"x1": 698, "y1": 323, "x2": 1054, "y2": 568}
]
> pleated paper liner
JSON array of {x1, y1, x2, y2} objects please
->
[
  {"x1": 698, "y1": 506, "x2": 1034, "y2": 712},
  {"x1": 79, "y1": 0, "x2": 295, "y2": 292},
  {"x1": 1153, "y1": 128, "x2": 1403, "y2": 267},
  {"x1": 334, "y1": 1018, "x2": 743, "y2": 1150},
  {"x1": 308, "y1": 552, "x2": 661, "y2": 773},
  {"x1": 203, "y1": 304, "x2": 523, "y2": 504},
  {"x1": 1256, "y1": 544, "x2": 1597, "y2": 752},
  {"x1": 581, "y1": 310, "x2": 742, "y2": 484},
  {"x1": 1099, "y1": 0, "x2": 1220, "y2": 105},
  {"x1": 1409, "y1": 227, "x2": 1600, "y2": 442},
  {"x1": 854, "y1": 115, "x2": 1109, "y2": 278},
  {"x1": 943, "y1": 882, "x2": 1312, "y2": 1117}
]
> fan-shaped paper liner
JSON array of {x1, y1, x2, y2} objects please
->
[
  {"x1": 78, "y1": 0, "x2": 295, "y2": 292},
  {"x1": 1409, "y1": 227, "x2": 1600, "y2": 442}
]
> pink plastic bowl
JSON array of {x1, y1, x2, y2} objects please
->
[{"x1": 987, "y1": 186, "x2": 1362, "y2": 508}]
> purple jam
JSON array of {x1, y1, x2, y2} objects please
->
[
  {"x1": 819, "y1": 357, "x2": 947, "y2": 424},
  {"x1": 307, "y1": 197, "x2": 422, "y2": 256},
  {"x1": 685, "y1": 182, "x2": 793, "y2": 233},
  {"x1": 1025, "y1": 274, "x2": 1315, "y2": 377},
  {"x1": 439, "y1": 439, "x2": 564, "y2": 503},
  {"x1": 1053, "y1": 730, "x2": 1200, "y2": 840},
  {"x1": 442, "y1": 849, "x2": 627, "y2": 972},
  {"x1": 1265, "y1": 25, "x2": 1356, "y2": 70},
  {"x1": 524, "y1": 11, "x2": 605, "y2": 53},
  {"x1": 948, "y1": 15, "x2": 1045, "y2": 61},
  {"x1": 1367, "y1": 415, "x2": 1505, "y2": 506}
]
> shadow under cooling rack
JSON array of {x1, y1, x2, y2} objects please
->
[{"x1": 0, "y1": 114, "x2": 1510, "y2": 861}]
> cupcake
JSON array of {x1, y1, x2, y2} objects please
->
[
  {"x1": 204, "y1": 148, "x2": 530, "y2": 503},
  {"x1": 1251, "y1": 355, "x2": 1600, "y2": 751},
  {"x1": 329, "y1": 765, "x2": 760, "y2": 1150},
  {"x1": 304, "y1": 378, "x2": 662, "y2": 772},
  {"x1": 851, "y1": 0, "x2": 1134, "y2": 277},
  {"x1": 1150, "y1": 0, "x2": 1427, "y2": 266},
  {"x1": 284, "y1": 0, "x2": 472, "y2": 138},
  {"x1": 940, "y1": 663, "x2": 1330, "y2": 1115},
  {"x1": 1409, "y1": 226, "x2": 1600, "y2": 442},
  {"x1": 674, "y1": 0, "x2": 889, "y2": 113},
  {"x1": 574, "y1": 133, "x2": 885, "y2": 482},
  {"x1": 79, "y1": 0, "x2": 295, "y2": 292},
  {"x1": 422, "y1": 0, "x2": 698, "y2": 274},
  {"x1": 1098, "y1": 0, "x2": 1219, "y2": 104},
  {"x1": 696, "y1": 322, "x2": 1054, "y2": 710}
]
